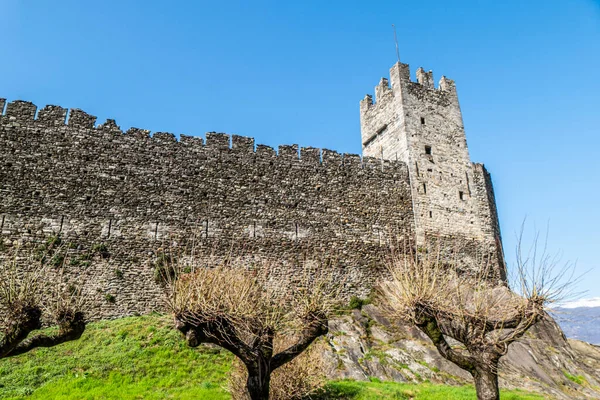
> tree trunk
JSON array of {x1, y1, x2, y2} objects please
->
[
  {"x1": 473, "y1": 366, "x2": 500, "y2": 400},
  {"x1": 246, "y1": 361, "x2": 271, "y2": 400}
]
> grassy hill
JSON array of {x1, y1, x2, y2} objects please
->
[{"x1": 0, "y1": 315, "x2": 545, "y2": 399}]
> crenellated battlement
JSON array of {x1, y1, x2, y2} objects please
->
[
  {"x1": 416, "y1": 67, "x2": 434, "y2": 89},
  {"x1": 38, "y1": 105, "x2": 68, "y2": 126},
  {"x1": 374, "y1": 78, "x2": 392, "y2": 103},
  {"x1": 0, "y1": 98, "x2": 405, "y2": 173},
  {"x1": 5, "y1": 100, "x2": 37, "y2": 120},
  {"x1": 360, "y1": 62, "x2": 457, "y2": 115},
  {"x1": 69, "y1": 109, "x2": 96, "y2": 129}
]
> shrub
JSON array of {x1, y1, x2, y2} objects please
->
[
  {"x1": 92, "y1": 243, "x2": 110, "y2": 259},
  {"x1": 49, "y1": 254, "x2": 65, "y2": 268},
  {"x1": 46, "y1": 235, "x2": 62, "y2": 248},
  {"x1": 348, "y1": 296, "x2": 370, "y2": 310},
  {"x1": 153, "y1": 253, "x2": 177, "y2": 284}
]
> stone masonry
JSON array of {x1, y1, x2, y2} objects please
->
[
  {"x1": 0, "y1": 99, "x2": 414, "y2": 319},
  {"x1": 360, "y1": 62, "x2": 505, "y2": 280},
  {"x1": 0, "y1": 61, "x2": 505, "y2": 320}
]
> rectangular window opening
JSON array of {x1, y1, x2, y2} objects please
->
[
  {"x1": 425, "y1": 145, "x2": 432, "y2": 155},
  {"x1": 421, "y1": 117, "x2": 426, "y2": 125},
  {"x1": 429, "y1": 211, "x2": 432, "y2": 218},
  {"x1": 423, "y1": 183, "x2": 427, "y2": 194},
  {"x1": 459, "y1": 191, "x2": 464, "y2": 200}
]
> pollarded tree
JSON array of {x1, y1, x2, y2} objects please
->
[
  {"x1": 378, "y1": 236, "x2": 575, "y2": 400},
  {"x1": 168, "y1": 261, "x2": 338, "y2": 400},
  {"x1": 0, "y1": 243, "x2": 87, "y2": 359}
]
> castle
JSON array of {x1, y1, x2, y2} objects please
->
[{"x1": 0, "y1": 61, "x2": 505, "y2": 319}]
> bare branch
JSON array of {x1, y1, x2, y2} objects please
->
[
  {"x1": 271, "y1": 312, "x2": 328, "y2": 370},
  {"x1": 0, "y1": 304, "x2": 42, "y2": 358},
  {"x1": 174, "y1": 316, "x2": 255, "y2": 364},
  {"x1": 415, "y1": 312, "x2": 476, "y2": 374},
  {"x1": 6, "y1": 311, "x2": 85, "y2": 358}
]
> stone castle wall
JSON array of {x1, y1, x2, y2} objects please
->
[{"x1": 0, "y1": 99, "x2": 415, "y2": 320}]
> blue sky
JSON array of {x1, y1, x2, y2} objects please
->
[{"x1": 1, "y1": 0, "x2": 599, "y2": 297}]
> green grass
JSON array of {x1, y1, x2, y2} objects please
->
[
  {"x1": 0, "y1": 315, "x2": 547, "y2": 399},
  {"x1": 321, "y1": 379, "x2": 547, "y2": 400},
  {"x1": 563, "y1": 370, "x2": 587, "y2": 386},
  {"x1": 0, "y1": 314, "x2": 233, "y2": 399}
]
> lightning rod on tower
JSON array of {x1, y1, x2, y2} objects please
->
[{"x1": 392, "y1": 24, "x2": 400, "y2": 62}]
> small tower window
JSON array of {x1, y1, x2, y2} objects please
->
[
  {"x1": 423, "y1": 183, "x2": 427, "y2": 194},
  {"x1": 425, "y1": 145, "x2": 432, "y2": 155},
  {"x1": 429, "y1": 211, "x2": 433, "y2": 218},
  {"x1": 459, "y1": 191, "x2": 464, "y2": 200},
  {"x1": 421, "y1": 117, "x2": 426, "y2": 125}
]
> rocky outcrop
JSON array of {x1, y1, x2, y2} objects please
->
[{"x1": 324, "y1": 305, "x2": 600, "y2": 399}]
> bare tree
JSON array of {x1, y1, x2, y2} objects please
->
[
  {"x1": 0, "y1": 242, "x2": 87, "y2": 359},
  {"x1": 378, "y1": 235, "x2": 577, "y2": 400},
  {"x1": 167, "y1": 260, "x2": 338, "y2": 400}
]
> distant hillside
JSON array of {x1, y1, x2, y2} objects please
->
[{"x1": 553, "y1": 306, "x2": 600, "y2": 345}]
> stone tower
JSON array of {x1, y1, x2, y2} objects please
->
[{"x1": 360, "y1": 62, "x2": 506, "y2": 281}]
